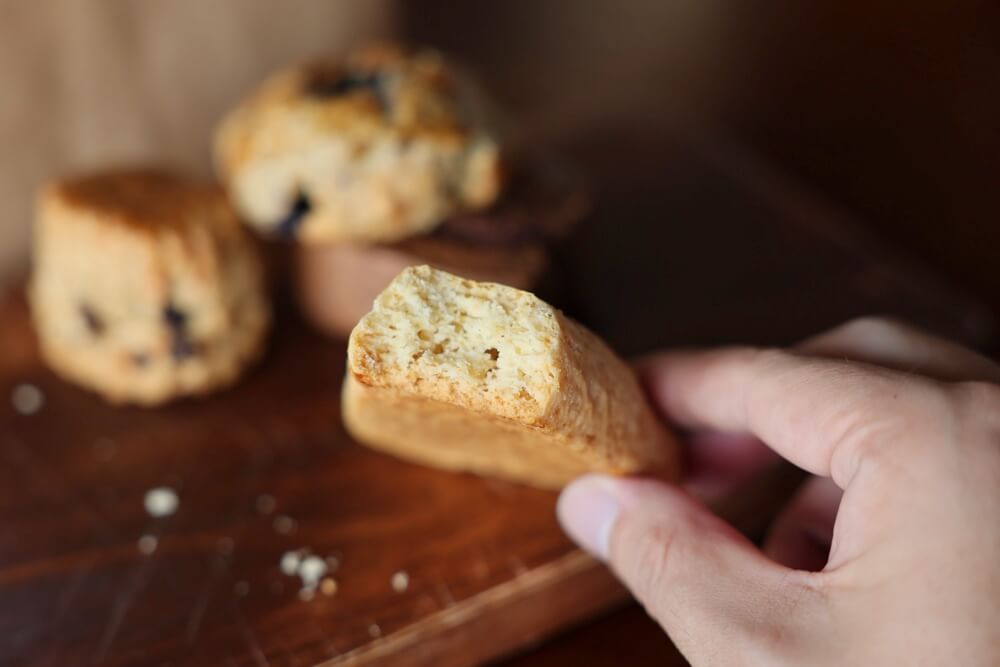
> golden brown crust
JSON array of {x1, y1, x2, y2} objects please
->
[
  {"x1": 543, "y1": 315, "x2": 678, "y2": 476},
  {"x1": 45, "y1": 169, "x2": 232, "y2": 233},
  {"x1": 342, "y1": 267, "x2": 681, "y2": 489}
]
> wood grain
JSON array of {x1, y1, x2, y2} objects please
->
[{"x1": 0, "y1": 138, "x2": 991, "y2": 667}]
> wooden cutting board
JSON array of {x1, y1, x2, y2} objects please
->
[{"x1": 0, "y1": 135, "x2": 992, "y2": 667}]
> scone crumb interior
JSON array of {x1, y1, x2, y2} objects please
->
[{"x1": 349, "y1": 266, "x2": 560, "y2": 421}]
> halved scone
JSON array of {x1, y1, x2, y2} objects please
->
[{"x1": 343, "y1": 265, "x2": 680, "y2": 489}]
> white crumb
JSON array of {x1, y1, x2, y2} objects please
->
[
  {"x1": 11, "y1": 384, "x2": 44, "y2": 415},
  {"x1": 279, "y1": 549, "x2": 339, "y2": 600},
  {"x1": 280, "y1": 550, "x2": 302, "y2": 576},
  {"x1": 298, "y1": 556, "x2": 327, "y2": 587},
  {"x1": 391, "y1": 570, "x2": 410, "y2": 593},
  {"x1": 143, "y1": 487, "x2": 179, "y2": 518}
]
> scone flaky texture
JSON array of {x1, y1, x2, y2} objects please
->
[
  {"x1": 214, "y1": 43, "x2": 504, "y2": 244},
  {"x1": 29, "y1": 169, "x2": 271, "y2": 405},
  {"x1": 345, "y1": 266, "x2": 680, "y2": 489}
]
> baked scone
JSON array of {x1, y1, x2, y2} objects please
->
[
  {"x1": 294, "y1": 161, "x2": 589, "y2": 339},
  {"x1": 214, "y1": 43, "x2": 504, "y2": 244},
  {"x1": 29, "y1": 169, "x2": 271, "y2": 405},
  {"x1": 296, "y1": 238, "x2": 548, "y2": 341},
  {"x1": 343, "y1": 266, "x2": 680, "y2": 489}
]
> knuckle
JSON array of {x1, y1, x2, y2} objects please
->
[
  {"x1": 823, "y1": 373, "x2": 949, "y2": 477},
  {"x1": 824, "y1": 401, "x2": 901, "y2": 476},
  {"x1": 839, "y1": 315, "x2": 904, "y2": 340},
  {"x1": 746, "y1": 347, "x2": 799, "y2": 386},
  {"x1": 751, "y1": 346, "x2": 791, "y2": 369}
]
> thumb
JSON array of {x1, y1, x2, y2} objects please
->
[{"x1": 557, "y1": 475, "x2": 824, "y2": 664}]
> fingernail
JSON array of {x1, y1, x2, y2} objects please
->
[{"x1": 557, "y1": 475, "x2": 622, "y2": 561}]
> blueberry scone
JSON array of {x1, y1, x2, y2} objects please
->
[
  {"x1": 214, "y1": 43, "x2": 504, "y2": 244},
  {"x1": 294, "y1": 157, "x2": 588, "y2": 340},
  {"x1": 29, "y1": 169, "x2": 271, "y2": 405},
  {"x1": 343, "y1": 266, "x2": 680, "y2": 489}
]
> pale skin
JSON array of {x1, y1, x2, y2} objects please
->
[{"x1": 557, "y1": 317, "x2": 1000, "y2": 665}]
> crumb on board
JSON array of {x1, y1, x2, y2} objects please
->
[
  {"x1": 368, "y1": 623, "x2": 382, "y2": 638},
  {"x1": 137, "y1": 535, "x2": 158, "y2": 555},
  {"x1": 391, "y1": 570, "x2": 409, "y2": 593},
  {"x1": 280, "y1": 550, "x2": 302, "y2": 576},
  {"x1": 299, "y1": 555, "x2": 327, "y2": 587},
  {"x1": 144, "y1": 487, "x2": 179, "y2": 518},
  {"x1": 320, "y1": 577, "x2": 338, "y2": 596},
  {"x1": 11, "y1": 384, "x2": 44, "y2": 415},
  {"x1": 280, "y1": 549, "x2": 338, "y2": 600},
  {"x1": 234, "y1": 581, "x2": 250, "y2": 597}
]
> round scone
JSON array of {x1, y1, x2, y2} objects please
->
[
  {"x1": 293, "y1": 162, "x2": 589, "y2": 339},
  {"x1": 214, "y1": 43, "x2": 504, "y2": 244},
  {"x1": 295, "y1": 237, "x2": 549, "y2": 339},
  {"x1": 29, "y1": 169, "x2": 271, "y2": 405}
]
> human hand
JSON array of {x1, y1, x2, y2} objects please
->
[{"x1": 557, "y1": 318, "x2": 1000, "y2": 665}]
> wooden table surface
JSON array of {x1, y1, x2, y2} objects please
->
[{"x1": 0, "y1": 133, "x2": 992, "y2": 667}]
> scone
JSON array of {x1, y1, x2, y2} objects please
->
[
  {"x1": 295, "y1": 162, "x2": 587, "y2": 338},
  {"x1": 296, "y1": 238, "x2": 549, "y2": 340},
  {"x1": 214, "y1": 42, "x2": 504, "y2": 244},
  {"x1": 343, "y1": 266, "x2": 680, "y2": 489},
  {"x1": 29, "y1": 169, "x2": 271, "y2": 405}
]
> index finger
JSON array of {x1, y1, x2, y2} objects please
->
[{"x1": 639, "y1": 347, "x2": 952, "y2": 487}]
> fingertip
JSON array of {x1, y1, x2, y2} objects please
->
[{"x1": 558, "y1": 474, "x2": 625, "y2": 561}]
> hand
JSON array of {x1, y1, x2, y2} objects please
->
[{"x1": 557, "y1": 318, "x2": 1000, "y2": 665}]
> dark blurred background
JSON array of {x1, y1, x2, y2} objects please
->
[
  {"x1": 404, "y1": 0, "x2": 1000, "y2": 305},
  {"x1": 3, "y1": 0, "x2": 997, "y2": 304}
]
